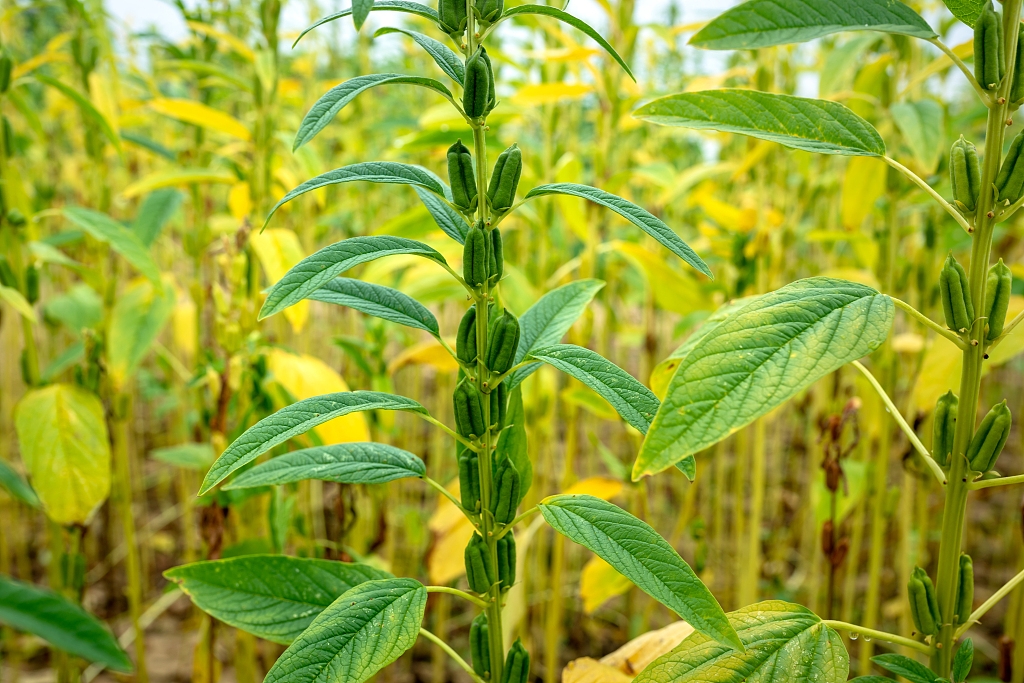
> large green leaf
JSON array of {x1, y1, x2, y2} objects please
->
[
  {"x1": 634, "y1": 90, "x2": 885, "y2": 157},
  {"x1": 265, "y1": 162, "x2": 447, "y2": 227},
  {"x1": 415, "y1": 186, "x2": 470, "y2": 244},
  {"x1": 375, "y1": 28, "x2": 465, "y2": 85},
  {"x1": 502, "y1": 5, "x2": 635, "y2": 81},
  {"x1": 528, "y1": 344, "x2": 659, "y2": 433},
  {"x1": 61, "y1": 207, "x2": 161, "y2": 282},
  {"x1": 890, "y1": 100, "x2": 944, "y2": 174},
  {"x1": 164, "y1": 556, "x2": 391, "y2": 644},
  {"x1": 133, "y1": 189, "x2": 183, "y2": 246},
  {"x1": 0, "y1": 575, "x2": 132, "y2": 672},
  {"x1": 293, "y1": 2, "x2": 439, "y2": 47},
  {"x1": 258, "y1": 236, "x2": 447, "y2": 320},
  {"x1": 14, "y1": 384, "x2": 111, "y2": 525},
  {"x1": 636, "y1": 278, "x2": 893, "y2": 478},
  {"x1": 507, "y1": 279, "x2": 605, "y2": 389},
  {"x1": 294, "y1": 75, "x2": 454, "y2": 151},
  {"x1": 635, "y1": 601, "x2": 848, "y2": 683},
  {"x1": 106, "y1": 277, "x2": 175, "y2": 389},
  {"x1": 690, "y1": 0, "x2": 935, "y2": 50},
  {"x1": 308, "y1": 277, "x2": 439, "y2": 336},
  {"x1": 540, "y1": 494, "x2": 739, "y2": 650},
  {"x1": 199, "y1": 391, "x2": 428, "y2": 494},
  {"x1": 352, "y1": 0, "x2": 373, "y2": 28},
  {"x1": 524, "y1": 184, "x2": 711, "y2": 277},
  {"x1": 872, "y1": 654, "x2": 938, "y2": 683},
  {"x1": 264, "y1": 578, "x2": 427, "y2": 683},
  {"x1": 941, "y1": 0, "x2": 984, "y2": 27},
  {"x1": 224, "y1": 443, "x2": 426, "y2": 489},
  {"x1": 0, "y1": 459, "x2": 40, "y2": 508}
]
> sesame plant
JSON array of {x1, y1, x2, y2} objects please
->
[
  {"x1": 165, "y1": 2, "x2": 746, "y2": 683},
  {"x1": 626, "y1": 0, "x2": 1024, "y2": 681}
]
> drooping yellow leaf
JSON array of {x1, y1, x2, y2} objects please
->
[
  {"x1": 599, "y1": 621, "x2": 696, "y2": 675},
  {"x1": 562, "y1": 476, "x2": 623, "y2": 500},
  {"x1": 122, "y1": 169, "x2": 237, "y2": 198},
  {"x1": 841, "y1": 157, "x2": 887, "y2": 230},
  {"x1": 513, "y1": 83, "x2": 593, "y2": 106},
  {"x1": 388, "y1": 339, "x2": 460, "y2": 375},
  {"x1": 14, "y1": 384, "x2": 111, "y2": 525},
  {"x1": 581, "y1": 556, "x2": 633, "y2": 613},
  {"x1": 613, "y1": 241, "x2": 712, "y2": 316},
  {"x1": 150, "y1": 98, "x2": 251, "y2": 141},
  {"x1": 265, "y1": 348, "x2": 370, "y2": 444},
  {"x1": 185, "y1": 20, "x2": 256, "y2": 61},
  {"x1": 251, "y1": 229, "x2": 308, "y2": 333},
  {"x1": 562, "y1": 658, "x2": 633, "y2": 683},
  {"x1": 428, "y1": 478, "x2": 474, "y2": 585},
  {"x1": 228, "y1": 182, "x2": 253, "y2": 221}
]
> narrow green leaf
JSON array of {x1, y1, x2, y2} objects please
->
[
  {"x1": 224, "y1": 443, "x2": 426, "y2": 489},
  {"x1": 40, "y1": 342, "x2": 86, "y2": 383},
  {"x1": 60, "y1": 207, "x2": 162, "y2": 282},
  {"x1": 636, "y1": 278, "x2": 893, "y2": 478},
  {"x1": 502, "y1": 5, "x2": 635, "y2": 81},
  {"x1": 952, "y1": 639, "x2": 973, "y2": 683},
  {"x1": 308, "y1": 277, "x2": 439, "y2": 336},
  {"x1": 507, "y1": 279, "x2": 605, "y2": 389},
  {"x1": 150, "y1": 443, "x2": 216, "y2": 471},
  {"x1": 690, "y1": 0, "x2": 936, "y2": 50},
  {"x1": 0, "y1": 285, "x2": 37, "y2": 323},
  {"x1": 352, "y1": 0, "x2": 374, "y2": 28},
  {"x1": 942, "y1": 0, "x2": 984, "y2": 27},
  {"x1": 375, "y1": 28, "x2": 465, "y2": 85},
  {"x1": 0, "y1": 459, "x2": 41, "y2": 508},
  {"x1": 44, "y1": 284, "x2": 103, "y2": 334},
  {"x1": 294, "y1": 2, "x2": 439, "y2": 47},
  {"x1": 28, "y1": 241, "x2": 82, "y2": 270},
  {"x1": 265, "y1": 162, "x2": 446, "y2": 227},
  {"x1": 529, "y1": 344, "x2": 659, "y2": 433},
  {"x1": 872, "y1": 654, "x2": 938, "y2": 683},
  {"x1": 497, "y1": 385, "x2": 531, "y2": 504},
  {"x1": 259, "y1": 236, "x2": 447, "y2": 320},
  {"x1": 635, "y1": 601, "x2": 848, "y2": 683},
  {"x1": 635, "y1": 90, "x2": 886, "y2": 157},
  {"x1": 133, "y1": 189, "x2": 183, "y2": 247},
  {"x1": 675, "y1": 455, "x2": 696, "y2": 482},
  {"x1": 199, "y1": 391, "x2": 428, "y2": 495},
  {"x1": 524, "y1": 184, "x2": 711, "y2": 277},
  {"x1": 165, "y1": 556, "x2": 391, "y2": 644},
  {"x1": 37, "y1": 75, "x2": 124, "y2": 156},
  {"x1": 415, "y1": 186, "x2": 469, "y2": 244},
  {"x1": 539, "y1": 494, "x2": 740, "y2": 651},
  {"x1": 891, "y1": 100, "x2": 944, "y2": 174},
  {"x1": 264, "y1": 578, "x2": 427, "y2": 683},
  {"x1": 294, "y1": 75, "x2": 454, "y2": 151},
  {"x1": 0, "y1": 575, "x2": 132, "y2": 672}
]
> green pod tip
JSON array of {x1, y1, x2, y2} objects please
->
[
  {"x1": 984, "y1": 259, "x2": 1012, "y2": 342},
  {"x1": 464, "y1": 47, "x2": 495, "y2": 120},
  {"x1": 950, "y1": 136, "x2": 981, "y2": 214},
  {"x1": 974, "y1": 0, "x2": 1005, "y2": 91},
  {"x1": 966, "y1": 400, "x2": 1012, "y2": 473},
  {"x1": 447, "y1": 139, "x2": 478, "y2": 212},
  {"x1": 940, "y1": 252, "x2": 974, "y2": 333},
  {"x1": 933, "y1": 390, "x2": 959, "y2": 469}
]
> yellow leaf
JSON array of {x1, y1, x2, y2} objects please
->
[
  {"x1": 185, "y1": 20, "x2": 256, "y2": 61},
  {"x1": 13, "y1": 51, "x2": 69, "y2": 79},
  {"x1": 265, "y1": 349, "x2": 370, "y2": 444},
  {"x1": 562, "y1": 658, "x2": 633, "y2": 683},
  {"x1": 173, "y1": 290, "x2": 198, "y2": 365},
  {"x1": 841, "y1": 157, "x2": 887, "y2": 230},
  {"x1": 818, "y1": 268, "x2": 880, "y2": 290},
  {"x1": 892, "y1": 332, "x2": 925, "y2": 354},
  {"x1": 228, "y1": 182, "x2": 253, "y2": 221},
  {"x1": 0, "y1": 285, "x2": 38, "y2": 323},
  {"x1": 580, "y1": 556, "x2": 633, "y2": 613},
  {"x1": 562, "y1": 385, "x2": 618, "y2": 421},
  {"x1": 250, "y1": 229, "x2": 308, "y2": 333},
  {"x1": 513, "y1": 83, "x2": 593, "y2": 106},
  {"x1": 122, "y1": 169, "x2": 237, "y2": 198},
  {"x1": 388, "y1": 339, "x2": 460, "y2": 375},
  {"x1": 613, "y1": 241, "x2": 712, "y2": 316},
  {"x1": 731, "y1": 141, "x2": 774, "y2": 180},
  {"x1": 562, "y1": 476, "x2": 623, "y2": 500},
  {"x1": 599, "y1": 621, "x2": 696, "y2": 675},
  {"x1": 428, "y1": 478, "x2": 474, "y2": 584},
  {"x1": 693, "y1": 191, "x2": 756, "y2": 232},
  {"x1": 150, "y1": 98, "x2": 251, "y2": 141}
]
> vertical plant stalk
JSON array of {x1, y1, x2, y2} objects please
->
[{"x1": 933, "y1": 3, "x2": 1023, "y2": 674}]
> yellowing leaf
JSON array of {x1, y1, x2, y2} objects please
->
[
  {"x1": 892, "y1": 332, "x2": 925, "y2": 354},
  {"x1": 185, "y1": 20, "x2": 256, "y2": 61},
  {"x1": 612, "y1": 241, "x2": 712, "y2": 316},
  {"x1": 693, "y1": 190, "x2": 756, "y2": 232},
  {"x1": 150, "y1": 98, "x2": 251, "y2": 141},
  {"x1": 599, "y1": 621, "x2": 696, "y2": 675},
  {"x1": 387, "y1": 339, "x2": 460, "y2": 375},
  {"x1": 251, "y1": 229, "x2": 308, "y2": 333},
  {"x1": 428, "y1": 478, "x2": 474, "y2": 584},
  {"x1": 173, "y1": 290, "x2": 198, "y2": 364},
  {"x1": 0, "y1": 285, "x2": 38, "y2": 323},
  {"x1": 562, "y1": 476, "x2": 623, "y2": 500},
  {"x1": 513, "y1": 83, "x2": 594, "y2": 105},
  {"x1": 228, "y1": 182, "x2": 253, "y2": 220},
  {"x1": 581, "y1": 556, "x2": 633, "y2": 613},
  {"x1": 122, "y1": 169, "x2": 237, "y2": 198},
  {"x1": 563, "y1": 658, "x2": 633, "y2": 683},
  {"x1": 14, "y1": 384, "x2": 111, "y2": 525},
  {"x1": 107, "y1": 278, "x2": 176, "y2": 389},
  {"x1": 818, "y1": 268, "x2": 880, "y2": 290},
  {"x1": 265, "y1": 349, "x2": 370, "y2": 444},
  {"x1": 841, "y1": 156, "x2": 887, "y2": 230},
  {"x1": 562, "y1": 385, "x2": 619, "y2": 421}
]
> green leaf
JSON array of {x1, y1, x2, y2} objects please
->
[
  {"x1": 259, "y1": 236, "x2": 447, "y2": 320},
  {"x1": 150, "y1": 443, "x2": 216, "y2": 471},
  {"x1": 524, "y1": 184, "x2": 711, "y2": 277},
  {"x1": 14, "y1": 384, "x2": 111, "y2": 526},
  {"x1": 507, "y1": 279, "x2": 605, "y2": 389},
  {"x1": 266, "y1": 162, "x2": 447, "y2": 227},
  {"x1": 36, "y1": 75, "x2": 124, "y2": 156},
  {"x1": 635, "y1": 90, "x2": 885, "y2": 157},
  {"x1": 539, "y1": 494, "x2": 740, "y2": 651},
  {"x1": 264, "y1": 578, "x2": 427, "y2": 683},
  {"x1": 891, "y1": 100, "x2": 944, "y2": 174},
  {"x1": 294, "y1": 75, "x2": 454, "y2": 151},
  {"x1": 849, "y1": 678, "x2": 895, "y2": 683},
  {"x1": 133, "y1": 189, "x2": 183, "y2": 246},
  {"x1": 352, "y1": 0, "x2": 373, "y2": 28},
  {"x1": 941, "y1": 0, "x2": 984, "y2": 27},
  {"x1": 294, "y1": 2, "x2": 440, "y2": 47},
  {"x1": 165, "y1": 556, "x2": 391, "y2": 644},
  {"x1": 40, "y1": 342, "x2": 86, "y2": 383},
  {"x1": 872, "y1": 654, "x2": 938, "y2": 683},
  {"x1": 0, "y1": 285, "x2": 37, "y2": 323},
  {"x1": 199, "y1": 391, "x2": 428, "y2": 494},
  {"x1": 308, "y1": 277, "x2": 439, "y2": 336},
  {"x1": 60, "y1": 207, "x2": 162, "y2": 282},
  {"x1": 502, "y1": 5, "x2": 635, "y2": 81},
  {"x1": 415, "y1": 186, "x2": 469, "y2": 244},
  {"x1": 635, "y1": 601, "x2": 848, "y2": 683},
  {"x1": 106, "y1": 278, "x2": 175, "y2": 388},
  {"x1": 690, "y1": 0, "x2": 936, "y2": 50},
  {"x1": 675, "y1": 455, "x2": 696, "y2": 482},
  {"x1": 28, "y1": 241, "x2": 83, "y2": 270},
  {"x1": 636, "y1": 278, "x2": 893, "y2": 478},
  {"x1": 952, "y1": 639, "x2": 973, "y2": 683},
  {"x1": 528, "y1": 344, "x2": 659, "y2": 433},
  {"x1": 44, "y1": 284, "x2": 103, "y2": 334},
  {"x1": 497, "y1": 385, "x2": 531, "y2": 504},
  {"x1": 224, "y1": 443, "x2": 426, "y2": 489},
  {"x1": 0, "y1": 576, "x2": 132, "y2": 672},
  {"x1": 0, "y1": 459, "x2": 40, "y2": 508},
  {"x1": 375, "y1": 28, "x2": 465, "y2": 85}
]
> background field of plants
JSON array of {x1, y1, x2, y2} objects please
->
[{"x1": 4, "y1": 0, "x2": 1024, "y2": 681}]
